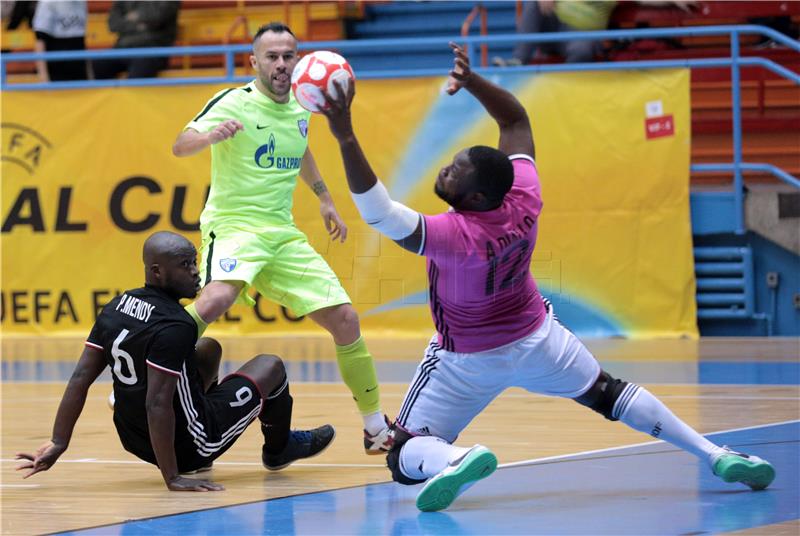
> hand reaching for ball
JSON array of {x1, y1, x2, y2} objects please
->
[{"x1": 319, "y1": 79, "x2": 356, "y2": 141}]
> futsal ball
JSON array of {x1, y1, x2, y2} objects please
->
[{"x1": 291, "y1": 50, "x2": 355, "y2": 113}]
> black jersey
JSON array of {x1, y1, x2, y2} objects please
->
[{"x1": 87, "y1": 285, "x2": 204, "y2": 465}]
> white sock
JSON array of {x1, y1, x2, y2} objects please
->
[
  {"x1": 399, "y1": 436, "x2": 471, "y2": 480},
  {"x1": 616, "y1": 384, "x2": 724, "y2": 463},
  {"x1": 363, "y1": 411, "x2": 385, "y2": 436}
]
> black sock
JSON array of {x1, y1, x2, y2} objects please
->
[{"x1": 260, "y1": 376, "x2": 293, "y2": 455}]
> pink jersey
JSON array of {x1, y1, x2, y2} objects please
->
[{"x1": 422, "y1": 155, "x2": 547, "y2": 353}]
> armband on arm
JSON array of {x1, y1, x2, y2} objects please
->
[{"x1": 351, "y1": 182, "x2": 420, "y2": 240}]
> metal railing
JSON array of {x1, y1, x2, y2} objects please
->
[{"x1": 2, "y1": 24, "x2": 798, "y2": 233}]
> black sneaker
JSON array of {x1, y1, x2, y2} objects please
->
[{"x1": 262, "y1": 425, "x2": 336, "y2": 471}]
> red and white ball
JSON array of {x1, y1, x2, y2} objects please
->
[{"x1": 291, "y1": 50, "x2": 355, "y2": 113}]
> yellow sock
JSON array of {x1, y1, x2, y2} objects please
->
[
  {"x1": 184, "y1": 302, "x2": 208, "y2": 338},
  {"x1": 335, "y1": 336, "x2": 381, "y2": 415}
]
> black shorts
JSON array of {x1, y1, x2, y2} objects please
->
[
  {"x1": 175, "y1": 373, "x2": 263, "y2": 472},
  {"x1": 116, "y1": 374, "x2": 263, "y2": 472}
]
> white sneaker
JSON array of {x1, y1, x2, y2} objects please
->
[
  {"x1": 364, "y1": 415, "x2": 394, "y2": 455},
  {"x1": 415, "y1": 445, "x2": 497, "y2": 512}
]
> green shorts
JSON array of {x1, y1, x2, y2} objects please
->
[{"x1": 199, "y1": 224, "x2": 350, "y2": 317}]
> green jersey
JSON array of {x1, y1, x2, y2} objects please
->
[
  {"x1": 186, "y1": 81, "x2": 312, "y2": 229},
  {"x1": 555, "y1": 1, "x2": 617, "y2": 31}
]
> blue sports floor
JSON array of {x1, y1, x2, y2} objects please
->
[
  {"x1": 38, "y1": 358, "x2": 798, "y2": 536},
  {"x1": 59, "y1": 422, "x2": 798, "y2": 535}
]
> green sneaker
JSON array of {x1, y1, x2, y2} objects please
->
[
  {"x1": 712, "y1": 447, "x2": 775, "y2": 490},
  {"x1": 416, "y1": 445, "x2": 497, "y2": 512}
]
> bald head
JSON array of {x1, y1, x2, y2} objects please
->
[
  {"x1": 143, "y1": 231, "x2": 195, "y2": 265},
  {"x1": 143, "y1": 231, "x2": 200, "y2": 299}
]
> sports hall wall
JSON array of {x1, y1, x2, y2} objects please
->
[{"x1": 1, "y1": 69, "x2": 697, "y2": 339}]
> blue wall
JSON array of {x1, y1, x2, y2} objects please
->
[{"x1": 693, "y1": 231, "x2": 800, "y2": 336}]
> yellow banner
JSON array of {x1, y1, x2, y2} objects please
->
[{"x1": 1, "y1": 70, "x2": 695, "y2": 338}]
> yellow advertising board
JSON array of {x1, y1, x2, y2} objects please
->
[{"x1": 1, "y1": 70, "x2": 696, "y2": 338}]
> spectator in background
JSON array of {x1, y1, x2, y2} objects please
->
[
  {"x1": 32, "y1": 0, "x2": 89, "y2": 82},
  {"x1": 93, "y1": 0, "x2": 179, "y2": 79},
  {"x1": 2, "y1": 1, "x2": 18, "y2": 23},
  {"x1": 4, "y1": 0, "x2": 37, "y2": 32},
  {"x1": 494, "y1": 0, "x2": 694, "y2": 66}
]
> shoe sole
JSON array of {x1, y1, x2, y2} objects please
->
[
  {"x1": 364, "y1": 448, "x2": 389, "y2": 456},
  {"x1": 263, "y1": 428, "x2": 337, "y2": 472},
  {"x1": 718, "y1": 459, "x2": 775, "y2": 490},
  {"x1": 416, "y1": 447, "x2": 497, "y2": 512}
]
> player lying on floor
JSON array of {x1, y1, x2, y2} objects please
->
[{"x1": 16, "y1": 231, "x2": 334, "y2": 491}]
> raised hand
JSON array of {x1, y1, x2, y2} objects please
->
[
  {"x1": 208, "y1": 119, "x2": 244, "y2": 144},
  {"x1": 446, "y1": 41, "x2": 473, "y2": 96},
  {"x1": 319, "y1": 80, "x2": 356, "y2": 141},
  {"x1": 167, "y1": 475, "x2": 225, "y2": 492},
  {"x1": 15, "y1": 440, "x2": 67, "y2": 478}
]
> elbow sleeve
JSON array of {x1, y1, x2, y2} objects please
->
[{"x1": 351, "y1": 182, "x2": 420, "y2": 240}]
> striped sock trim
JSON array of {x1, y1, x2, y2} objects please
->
[{"x1": 612, "y1": 383, "x2": 641, "y2": 420}]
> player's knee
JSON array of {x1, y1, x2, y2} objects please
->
[
  {"x1": 198, "y1": 281, "x2": 241, "y2": 319},
  {"x1": 337, "y1": 304, "x2": 360, "y2": 333},
  {"x1": 386, "y1": 425, "x2": 426, "y2": 486},
  {"x1": 254, "y1": 353, "x2": 286, "y2": 378},
  {"x1": 573, "y1": 370, "x2": 628, "y2": 421},
  {"x1": 196, "y1": 337, "x2": 222, "y2": 361}
]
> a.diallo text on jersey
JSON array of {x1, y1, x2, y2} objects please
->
[{"x1": 115, "y1": 294, "x2": 155, "y2": 322}]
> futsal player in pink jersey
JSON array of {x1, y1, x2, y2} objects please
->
[{"x1": 320, "y1": 43, "x2": 776, "y2": 512}]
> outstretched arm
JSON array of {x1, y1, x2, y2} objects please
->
[
  {"x1": 447, "y1": 42, "x2": 535, "y2": 158},
  {"x1": 319, "y1": 82, "x2": 424, "y2": 254},
  {"x1": 15, "y1": 347, "x2": 107, "y2": 478}
]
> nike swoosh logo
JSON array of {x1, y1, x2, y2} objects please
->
[
  {"x1": 256, "y1": 124, "x2": 269, "y2": 129},
  {"x1": 366, "y1": 386, "x2": 378, "y2": 392}
]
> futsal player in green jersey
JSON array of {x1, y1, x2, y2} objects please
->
[{"x1": 172, "y1": 22, "x2": 392, "y2": 454}]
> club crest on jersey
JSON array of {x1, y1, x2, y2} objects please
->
[
  {"x1": 219, "y1": 258, "x2": 237, "y2": 272},
  {"x1": 297, "y1": 119, "x2": 308, "y2": 138}
]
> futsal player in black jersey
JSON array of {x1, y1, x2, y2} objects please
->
[{"x1": 16, "y1": 231, "x2": 335, "y2": 491}]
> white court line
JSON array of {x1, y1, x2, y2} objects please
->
[
  {"x1": 7, "y1": 381, "x2": 800, "y2": 389},
  {"x1": 498, "y1": 419, "x2": 800, "y2": 470},
  {"x1": 7, "y1": 393, "x2": 799, "y2": 404},
  {"x1": 3, "y1": 420, "x2": 795, "y2": 471},
  {"x1": 0, "y1": 484, "x2": 40, "y2": 488},
  {"x1": 657, "y1": 395, "x2": 800, "y2": 401},
  {"x1": 0, "y1": 458, "x2": 384, "y2": 468}
]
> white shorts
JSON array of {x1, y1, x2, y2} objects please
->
[{"x1": 395, "y1": 304, "x2": 602, "y2": 443}]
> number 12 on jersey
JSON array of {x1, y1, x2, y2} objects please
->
[{"x1": 485, "y1": 239, "x2": 531, "y2": 296}]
